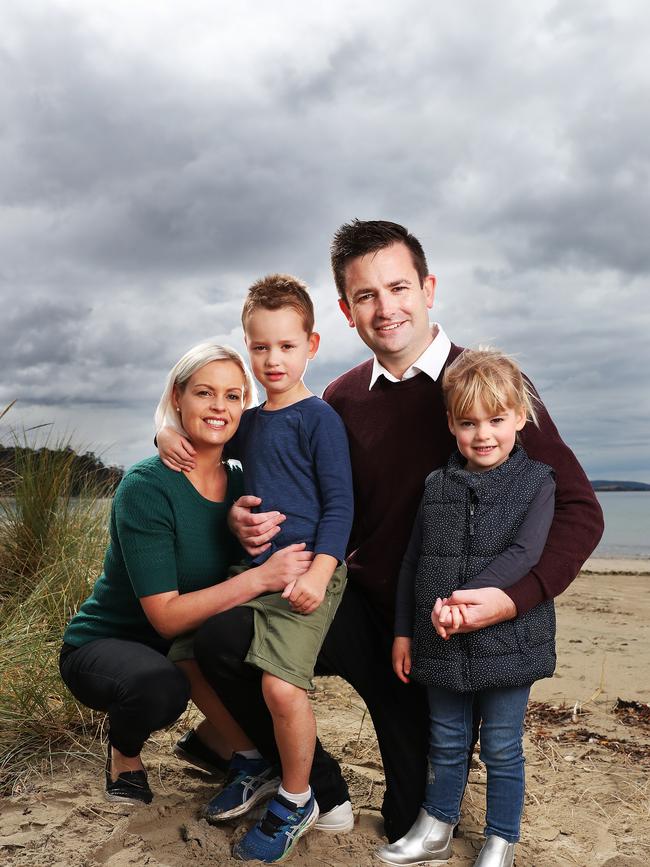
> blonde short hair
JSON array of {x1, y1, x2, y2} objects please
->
[
  {"x1": 442, "y1": 347, "x2": 539, "y2": 427},
  {"x1": 154, "y1": 341, "x2": 257, "y2": 436}
]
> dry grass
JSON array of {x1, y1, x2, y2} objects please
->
[{"x1": 0, "y1": 423, "x2": 112, "y2": 793}]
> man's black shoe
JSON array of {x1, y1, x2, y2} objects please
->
[{"x1": 173, "y1": 729, "x2": 229, "y2": 774}]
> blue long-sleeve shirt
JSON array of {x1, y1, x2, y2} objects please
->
[{"x1": 231, "y1": 396, "x2": 354, "y2": 565}]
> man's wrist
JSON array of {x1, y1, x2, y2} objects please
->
[{"x1": 502, "y1": 585, "x2": 523, "y2": 618}]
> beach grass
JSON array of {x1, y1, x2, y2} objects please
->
[{"x1": 0, "y1": 424, "x2": 111, "y2": 793}]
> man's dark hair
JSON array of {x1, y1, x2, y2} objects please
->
[{"x1": 330, "y1": 219, "x2": 429, "y2": 303}]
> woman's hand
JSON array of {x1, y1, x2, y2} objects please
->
[
  {"x1": 392, "y1": 636, "x2": 412, "y2": 683},
  {"x1": 261, "y1": 543, "x2": 314, "y2": 593},
  {"x1": 228, "y1": 495, "x2": 286, "y2": 556},
  {"x1": 157, "y1": 426, "x2": 197, "y2": 473}
]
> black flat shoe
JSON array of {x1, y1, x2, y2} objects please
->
[
  {"x1": 105, "y1": 743, "x2": 153, "y2": 805},
  {"x1": 173, "y1": 728, "x2": 229, "y2": 774}
]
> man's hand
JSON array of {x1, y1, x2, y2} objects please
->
[
  {"x1": 392, "y1": 636, "x2": 412, "y2": 683},
  {"x1": 434, "y1": 587, "x2": 517, "y2": 637},
  {"x1": 228, "y1": 495, "x2": 286, "y2": 557},
  {"x1": 157, "y1": 426, "x2": 196, "y2": 473}
]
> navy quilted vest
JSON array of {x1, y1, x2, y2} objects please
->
[{"x1": 410, "y1": 446, "x2": 556, "y2": 692}]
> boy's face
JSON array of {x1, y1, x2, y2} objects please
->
[
  {"x1": 244, "y1": 306, "x2": 319, "y2": 404},
  {"x1": 448, "y1": 399, "x2": 526, "y2": 473}
]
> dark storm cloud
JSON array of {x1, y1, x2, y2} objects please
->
[{"x1": 1, "y1": 0, "x2": 648, "y2": 478}]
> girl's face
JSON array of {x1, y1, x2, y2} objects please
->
[
  {"x1": 448, "y1": 399, "x2": 526, "y2": 473},
  {"x1": 173, "y1": 360, "x2": 246, "y2": 452}
]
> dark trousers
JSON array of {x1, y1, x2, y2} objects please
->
[
  {"x1": 194, "y1": 583, "x2": 430, "y2": 842},
  {"x1": 59, "y1": 638, "x2": 191, "y2": 757}
]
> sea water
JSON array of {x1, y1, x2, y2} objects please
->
[
  {"x1": 594, "y1": 492, "x2": 650, "y2": 558},
  {"x1": 1, "y1": 493, "x2": 648, "y2": 557}
]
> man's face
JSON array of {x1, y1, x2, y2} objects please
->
[{"x1": 338, "y1": 242, "x2": 435, "y2": 375}]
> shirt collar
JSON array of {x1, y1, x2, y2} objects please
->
[{"x1": 368, "y1": 324, "x2": 451, "y2": 390}]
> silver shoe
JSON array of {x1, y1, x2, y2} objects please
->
[
  {"x1": 376, "y1": 808, "x2": 455, "y2": 865},
  {"x1": 474, "y1": 835, "x2": 515, "y2": 867}
]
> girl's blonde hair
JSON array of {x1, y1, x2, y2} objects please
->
[
  {"x1": 154, "y1": 340, "x2": 257, "y2": 436},
  {"x1": 442, "y1": 347, "x2": 540, "y2": 426}
]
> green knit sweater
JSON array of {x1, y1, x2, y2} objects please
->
[{"x1": 63, "y1": 456, "x2": 244, "y2": 651}]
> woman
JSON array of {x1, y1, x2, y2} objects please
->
[{"x1": 60, "y1": 341, "x2": 312, "y2": 805}]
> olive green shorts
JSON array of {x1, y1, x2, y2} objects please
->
[{"x1": 168, "y1": 561, "x2": 347, "y2": 691}]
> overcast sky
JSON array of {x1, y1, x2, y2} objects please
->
[{"x1": 1, "y1": 0, "x2": 649, "y2": 481}]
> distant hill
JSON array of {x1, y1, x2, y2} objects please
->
[
  {"x1": 0, "y1": 445, "x2": 123, "y2": 496},
  {"x1": 590, "y1": 480, "x2": 650, "y2": 492}
]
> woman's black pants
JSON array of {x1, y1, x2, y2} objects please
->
[{"x1": 59, "y1": 638, "x2": 190, "y2": 757}]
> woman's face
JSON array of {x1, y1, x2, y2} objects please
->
[{"x1": 173, "y1": 360, "x2": 246, "y2": 451}]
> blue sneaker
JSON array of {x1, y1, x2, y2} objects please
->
[
  {"x1": 203, "y1": 754, "x2": 280, "y2": 822},
  {"x1": 232, "y1": 792, "x2": 319, "y2": 862}
]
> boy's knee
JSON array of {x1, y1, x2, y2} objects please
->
[{"x1": 262, "y1": 672, "x2": 304, "y2": 713}]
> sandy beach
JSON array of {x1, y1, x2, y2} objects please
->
[{"x1": 2, "y1": 563, "x2": 649, "y2": 867}]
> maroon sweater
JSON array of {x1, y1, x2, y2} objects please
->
[{"x1": 323, "y1": 343, "x2": 604, "y2": 626}]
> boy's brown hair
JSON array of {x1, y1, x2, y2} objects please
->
[
  {"x1": 442, "y1": 347, "x2": 540, "y2": 426},
  {"x1": 241, "y1": 273, "x2": 314, "y2": 335}
]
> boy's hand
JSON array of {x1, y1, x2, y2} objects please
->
[
  {"x1": 392, "y1": 636, "x2": 412, "y2": 683},
  {"x1": 228, "y1": 496, "x2": 286, "y2": 557},
  {"x1": 283, "y1": 572, "x2": 328, "y2": 615},
  {"x1": 431, "y1": 598, "x2": 468, "y2": 639},
  {"x1": 157, "y1": 426, "x2": 197, "y2": 473}
]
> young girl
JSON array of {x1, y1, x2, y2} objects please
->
[{"x1": 378, "y1": 348, "x2": 557, "y2": 867}]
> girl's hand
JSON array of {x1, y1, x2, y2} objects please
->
[
  {"x1": 431, "y1": 597, "x2": 449, "y2": 638},
  {"x1": 443, "y1": 587, "x2": 516, "y2": 632},
  {"x1": 157, "y1": 426, "x2": 197, "y2": 472},
  {"x1": 263, "y1": 543, "x2": 314, "y2": 592},
  {"x1": 431, "y1": 598, "x2": 467, "y2": 639},
  {"x1": 392, "y1": 636, "x2": 412, "y2": 683}
]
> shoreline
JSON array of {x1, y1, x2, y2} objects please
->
[{"x1": 581, "y1": 556, "x2": 650, "y2": 575}]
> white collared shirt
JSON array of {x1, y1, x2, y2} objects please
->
[{"x1": 368, "y1": 323, "x2": 452, "y2": 390}]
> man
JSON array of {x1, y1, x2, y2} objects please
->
[{"x1": 194, "y1": 220, "x2": 604, "y2": 843}]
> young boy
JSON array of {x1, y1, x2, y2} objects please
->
[{"x1": 159, "y1": 274, "x2": 353, "y2": 863}]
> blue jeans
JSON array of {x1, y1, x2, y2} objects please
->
[{"x1": 424, "y1": 684, "x2": 531, "y2": 843}]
